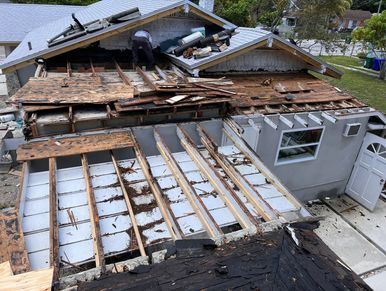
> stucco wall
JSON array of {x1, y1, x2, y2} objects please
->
[
  {"x1": 234, "y1": 113, "x2": 369, "y2": 202},
  {"x1": 205, "y1": 49, "x2": 308, "y2": 73}
]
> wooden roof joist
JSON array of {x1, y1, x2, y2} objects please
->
[{"x1": 17, "y1": 131, "x2": 133, "y2": 161}]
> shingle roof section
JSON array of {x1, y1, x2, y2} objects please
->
[
  {"x1": 343, "y1": 10, "x2": 372, "y2": 21},
  {"x1": 0, "y1": 3, "x2": 82, "y2": 43},
  {"x1": 0, "y1": 0, "x2": 234, "y2": 71}
]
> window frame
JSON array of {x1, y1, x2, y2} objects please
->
[{"x1": 275, "y1": 126, "x2": 325, "y2": 166}]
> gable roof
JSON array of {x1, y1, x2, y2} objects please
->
[
  {"x1": 0, "y1": 0, "x2": 234, "y2": 73},
  {"x1": 0, "y1": 3, "x2": 82, "y2": 44},
  {"x1": 343, "y1": 10, "x2": 372, "y2": 21},
  {"x1": 167, "y1": 27, "x2": 343, "y2": 78}
]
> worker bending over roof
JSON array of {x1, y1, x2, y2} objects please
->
[{"x1": 132, "y1": 30, "x2": 155, "y2": 70}]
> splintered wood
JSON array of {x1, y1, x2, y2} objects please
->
[
  {"x1": 17, "y1": 131, "x2": 133, "y2": 161},
  {"x1": 11, "y1": 76, "x2": 134, "y2": 104},
  {"x1": 0, "y1": 210, "x2": 30, "y2": 274}
]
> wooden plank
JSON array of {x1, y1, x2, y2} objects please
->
[
  {"x1": 154, "y1": 129, "x2": 223, "y2": 239},
  {"x1": 129, "y1": 131, "x2": 183, "y2": 241},
  {"x1": 10, "y1": 76, "x2": 134, "y2": 104},
  {"x1": 136, "y1": 66, "x2": 157, "y2": 91},
  {"x1": 110, "y1": 151, "x2": 146, "y2": 256},
  {"x1": 177, "y1": 126, "x2": 258, "y2": 230},
  {"x1": 0, "y1": 262, "x2": 13, "y2": 278},
  {"x1": 17, "y1": 132, "x2": 133, "y2": 161},
  {"x1": 0, "y1": 268, "x2": 53, "y2": 291},
  {"x1": 81, "y1": 154, "x2": 105, "y2": 268},
  {"x1": 197, "y1": 125, "x2": 276, "y2": 222},
  {"x1": 49, "y1": 158, "x2": 60, "y2": 281}
]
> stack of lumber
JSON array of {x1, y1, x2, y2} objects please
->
[{"x1": 114, "y1": 66, "x2": 239, "y2": 112}]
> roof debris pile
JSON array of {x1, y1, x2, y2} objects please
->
[
  {"x1": 10, "y1": 58, "x2": 365, "y2": 139},
  {"x1": 77, "y1": 224, "x2": 370, "y2": 291}
]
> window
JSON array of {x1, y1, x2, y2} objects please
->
[
  {"x1": 276, "y1": 127, "x2": 324, "y2": 165},
  {"x1": 286, "y1": 17, "x2": 296, "y2": 27}
]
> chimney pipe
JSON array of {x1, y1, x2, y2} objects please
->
[{"x1": 199, "y1": 0, "x2": 214, "y2": 13}]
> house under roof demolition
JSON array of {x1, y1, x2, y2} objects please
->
[{"x1": 0, "y1": 0, "x2": 384, "y2": 289}]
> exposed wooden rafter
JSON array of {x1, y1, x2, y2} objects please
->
[
  {"x1": 154, "y1": 129, "x2": 223, "y2": 239},
  {"x1": 81, "y1": 154, "x2": 105, "y2": 269}
]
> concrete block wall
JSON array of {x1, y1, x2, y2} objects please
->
[{"x1": 100, "y1": 15, "x2": 210, "y2": 50}]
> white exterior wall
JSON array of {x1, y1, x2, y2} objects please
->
[
  {"x1": 0, "y1": 46, "x2": 7, "y2": 96},
  {"x1": 205, "y1": 49, "x2": 308, "y2": 73},
  {"x1": 100, "y1": 15, "x2": 210, "y2": 50}
]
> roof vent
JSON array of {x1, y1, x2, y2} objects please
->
[{"x1": 199, "y1": 0, "x2": 214, "y2": 12}]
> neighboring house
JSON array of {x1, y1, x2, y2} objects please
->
[
  {"x1": 0, "y1": 3, "x2": 82, "y2": 96},
  {"x1": 0, "y1": 0, "x2": 384, "y2": 289},
  {"x1": 337, "y1": 9, "x2": 372, "y2": 31}
]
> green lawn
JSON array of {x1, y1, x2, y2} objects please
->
[{"x1": 312, "y1": 56, "x2": 386, "y2": 112}]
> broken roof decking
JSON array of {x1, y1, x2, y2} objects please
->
[
  {"x1": 166, "y1": 28, "x2": 343, "y2": 78},
  {"x1": 14, "y1": 63, "x2": 365, "y2": 139},
  {"x1": 17, "y1": 119, "x2": 309, "y2": 275},
  {"x1": 0, "y1": 0, "x2": 234, "y2": 73}
]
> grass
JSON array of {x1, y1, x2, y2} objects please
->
[{"x1": 312, "y1": 56, "x2": 386, "y2": 112}]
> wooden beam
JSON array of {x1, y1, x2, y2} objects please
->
[
  {"x1": 81, "y1": 154, "x2": 105, "y2": 268},
  {"x1": 89, "y1": 57, "x2": 96, "y2": 77},
  {"x1": 154, "y1": 129, "x2": 223, "y2": 239},
  {"x1": 177, "y1": 126, "x2": 258, "y2": 230},
  {"x1": 155, "y1": 65, "x2": 174, "y2": 84},
  {"x1": 129, "y1": 131, "x2": 183, "y2": 240},
  {"x1": 136, "y1": 66, "x2": 157, "y2": 91},
  {"x1": 197, "y1": 125, "x2": 276, "y2": 222},
  {"x1": 321, "y1": 111, "x2": 337, "y2": 124},
  {"x1": 17, "y1": 132, "x2": 133, "y2": 161},
  {"x1": 279, "y1": 115, "x2": 294, "y2": 128},
  {"x1": 264, "y1": 116, "x2": 278, "y2": 130},
  {"x1": 294, "y1": 114, "x2": 308, "y2": 127},
  {"x1": 66, "y1": 59, "x2": 72, "y2": 77},
  {"x1": 223, "y1": 120, "x2": 304, "y2": 211},
  {"x1": 110, "y1": 151, "x2": 146, "y2": 256},
  {"x1": 48, "y1": 158, "x2": 60, "y2": 282},
  {"x1": 114, "y1": 59, "x2": 133, "y2": 86},
  {"x1": 308, "y1": 113, "x2": 323, "y2": 125}
]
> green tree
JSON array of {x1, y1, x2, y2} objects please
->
[
  {"x1": 352, "y1": 0, "x2": 385, "y2": 13},
  {"x1": 214, "y1": 0, "x2": 259, "y2": 27},
  {"x1": 352, "y1": 11, "x2": 386, "y2": 79},
  {"x1": 295, "y1": 0, "x2": 352, "y2": 39}
]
